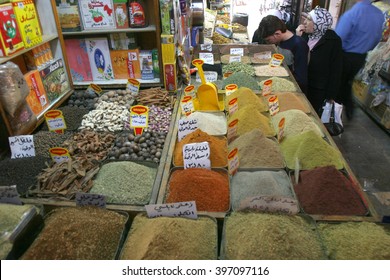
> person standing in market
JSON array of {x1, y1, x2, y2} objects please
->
[
  {"x1": 335, "y1": 0, "x2": 384, "y2": 120},
  {"x1": 253, "y1": 15, "x2": 309, "y2": 93},
  {"x1": 296, "y1": 7, "x2": 343, "y2": 114}
]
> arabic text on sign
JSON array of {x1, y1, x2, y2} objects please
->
[
  {"x1": 145, "y1": 201, "x2": 198, "y2": 219},
  {"x1": 196, "y1": 71, "x2": 218, "y2": 82},
  {"x1": 47, "y1": 118, "x2": 66, "y2": 130},
  {"x1": 130, "y1": 114, "x2": 147, "y2": 127},
  {"x1": 230, "y1": 48, "x2": 244, "y2": 56},
  {"x1": 229, "y1": 55, "x2": 241, "y2": 63},
  {"x1": 178, "y1": 118, "x2": 199, "y2": 141},
  {"x1": 76, "y1": 192, "x2": 106, "y2": 208},
  {"x1": 183, "y1": 142, "x2": 211, "y2": 169},
  {"x1": 9, "y1": 135, "x2": 35, "y2": 159},
  {"x1": 198, "y1": 52, "x2": 214, "y2": 65}
]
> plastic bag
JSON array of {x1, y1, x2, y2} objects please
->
[
  {"x1": 9, "y1": 102, "x2": 37, "y2": 135},
  {"x1": 320, "y1": 100, "x2": 344, "y2": 136},
  {"x1": 0, "y1": 62, "x2": 30, "y2": 117}
]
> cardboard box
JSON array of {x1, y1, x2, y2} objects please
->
[
  {"x1": 0, "y1": 3, "x2": 24, "y2": 56},
  {"x1": 163, "y1": 62, "x2": 177, "y2": 92},
  {"x1": 24, "y1": 70, "x2": 49, "y2": 115},
  {"x1": 86, "y1": 37, "x2": 114, "y2": 81},
  {"x1": 55, "y1": 0, "x2": 82, "y2": 32},
  {"x1": 113, "y1": 0, "x2": 128, "y2": 29},
  {"x1": 127, "y1": 49, "x2": 141, "y2": 79},
  {"x1": 78, "y1": 0, "x2": 116, "y2": 30},
  {"x1": 39, "y1": 59, "x2": 70, "y2": 103},
  {"x1": 64, "y1": 38, "x2": 93, "y2": 82},
  {"x1": 23, "y1": 42, "x2": 53, "y2": 70},
  {"x1": 110, "y1": 49, "x2": 141, "y2": 79},
  {"x1": 139, "y1": 50, "x2": 154, "y2": 80},
  {"x1": 12, "y1": 0, "x2": 42, "y2": 48}
]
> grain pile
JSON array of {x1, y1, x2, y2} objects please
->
[
  {"x1": 226, "y1": 87, "x2": 268, "y2": 113},
  {"x1": 259, "y1": 77, "x2": 297, "y2": 92},
  {"x1": 221, "y1": 72, "x2": 259, "y2": 90}
]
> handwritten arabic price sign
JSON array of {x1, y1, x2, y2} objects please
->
[
  {"x1": 8, "y1": 135, "x2": 35, "y2": 159},
  {"x1": 228, "y1": 97, "x2": 239, "y2": 115},
  {"x1": 49, "y1": 147, "x2": 71, "y2": 164},
  {"x1": 180, "y1": 95, "x2": 195, "y2": 116},
  {"x1": 183, "y1": 142, "x2": 211, "y2": 169},
  {"x1": 269, "y1": 53, "x2": 284, "y2": 67},
  {"x1": 230, "y1": 48, "x2": 244, "y2": 56},
  {"x1": 238, "y1": 195, "x2": 299, "y2": 215},
  {"x1": 0, "y1": 185, "x2": 22, "y2": 205},
  {"x1": 75, "y1": 193, "x2": 106, "y2": 208},
  {"x1": 130, "y1": 105, "x2": 149, "y2": 135},
  {"x1": 178, "y1": 117, "x2": 198, "y2": 141},
  {"x1": 229, "y1": 55, "x2": 241, "y2": 63},
  {"x1": 228, "y1": 148, "x2": 239, "y2": 175},
  {"x1": 145, "y1": 201, "x2": 198, "y2": 219},
  {"x1": 268, "y1": 95, "x2": 280, "y2": 116},
  {"x1": 199, "y1": 52, "x2": 214, "y2": 65},
  {"x1": 44, "y1": 110, "x2": 67, "y2": 132},
  {"x1": 278, "y1": 117, "x2": 285, "y2": 143},
  {"x1": 184, "y1": 85, "x2": 196, "y2": 99},
  {"x1": 196, "y1": 71, "x2": 218, "y2": 82},
  {"x1": 262, "y1": 79, "x2": 273, "y2": 96},
  {"x1": 200, "y1": 44, "x2": 212, "y2": 51},
  {"x1": 227, "y1": 119, "x2": 238, "y2": 143},
  {"x1": 127, "y1": 78, "x2": 140, "y2": 95}
]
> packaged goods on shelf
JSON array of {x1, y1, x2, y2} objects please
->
[
  {"x1": 0, "y1": 3, "x2": 24, "y2": 56},
  {"x1": 110, "y1": 49, "x2": 141, "y2": 79},
  {"x1": 23, "y1": 43, "x2": 54, "y2": 71},
  {"x1": 128, "y1": 0, "x2": 148, "y2": 28},
  {"x1": 159, "y1": 0, "x2": 174, "y2": 35},
  {"x1": 85, "y1": 37, "x2": 114, "y2": 81},
  {"x1": 139, "y1": 49, "x2": 154, "y2": 80},
  {"x1": 113, "y1": 0, "x2": 129, "y2": 28},
  {"x1": 64, "y1": 39, "x2": 93, "y2": 82},
  {"x1": 127, "y1": 48, "x2": 141, "y2": 79},
  {"x1": 55, "y1": 0, "x2": 82, "y2": 32},
  {"x1": 39, "y1": 58, "x2": 70, "y2": 103},
  {"x1": 78, "y1": 0, "x2": 116, "y2": 30},
  {"x1": 109, "y1": 33, "x2": 137, "y2": 50},
  {"x1": 24, "y1": 70, "x2": 49, "y2": 116},
  {"x1": 12, "y1": 0, "x2": 43, "y2": 48}
]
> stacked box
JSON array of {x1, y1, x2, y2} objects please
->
[
  {"x1": 86, "y1": 37, "x2": 114, "y2": 81},
  {"x1": 113, "y1": 0, "x2": 128, "y2": 29},
  {"x1": 64, "y1": 38, "x2": 93, "y2": 82},
  {"x1": 24, "y1": 70, "x2": 49, "y2": 115},
  {"x1": 39, "y1": 59, "x2": 70, "y2": 103},
  {"x1": 55, "y1": 0, "x2": 82, "y2": 32},
  {"x1": 0, "y1": 3, "x2": 24, "y2": 56},
  {"x1": 23, "y1": 43, "x2": 53, "y2": 70},
  {"x1": 78, "y1": 0, "x2": 116, "y2": 30}
]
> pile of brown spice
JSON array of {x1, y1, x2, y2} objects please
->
[
  {"x1": 21, "y1": 207, "x2": 126, "y2": 260},
  {"x1": 173, "y1": 129, "x2": 228, "y2": 167},
  {"x1": 165, "y1": 168, "x2": 230, "y2": 212},
  {"x1": 270, "y1": 92, "x2": 311, "y2": 113},
  {"x1": 120, "y1": 214, "x2": 217, "y2": 260}
]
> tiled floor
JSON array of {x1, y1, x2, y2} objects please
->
[{"x1": 332, "y1": 104, "x2": 390, "y2": 220}]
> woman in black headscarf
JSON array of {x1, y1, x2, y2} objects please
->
[{"x1": 296, "y1": 7, "x2": 343, "y2": 114}]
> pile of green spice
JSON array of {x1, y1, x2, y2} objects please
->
[
  {"x1": 228, "y1": 129, "x2": 284, "y2": 168},
  {"x1": 231, "y1": 170, "x2": 294, "y2": 211},
  {"x1": 318, "y1": 222, "x2": 390, "y2": 260},
  {"x1": 270, "y1": 92, "x2": 310, "y2": 113},
  {"x1": 226, "y1": 87, "x2": 268, "y2": 113},
  {"x1": 21, "y1": 207, "x2": 126, "y2": 260},
  {"x1": 90, "y1": 161, "x2": 157, "y2": 205},
  {"x1": 120, "y1": 214, "x2": 217, "y2": 260},
  {"x1": 259, "y1": 77, "x2": 297, "y2": 92},
  {"x1": 166, "y1": 168, "x2": 230, "y2": 212},
  {"x1": 272, "y1": 109, "x2": 323, "y2": 139},
  {"x1": 186, "y1": 112, "x2": 227, "y2": 135},
  {"x1": 0, "y1": 204, "x2": 38, "y2": 239},
  {"x1": 227, "y1": 105, "x2": 275, "y2": 137},
  {"x1": 221, "y1": 72, "x2": 259, "y2": 90},
  {"x1": 293, "y1": 166, "x2": 368, "y2": 215},
  {"x1": 222, "y1": 62, "x2": 255, "y2": 76},
  {"x1": 280, "y1": 130, "x2": 344, "y2": 170},
  {"x1": 223, "y1": 212, "x2": 325, "y2": 259}
]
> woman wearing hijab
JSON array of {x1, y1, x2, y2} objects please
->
[{"x1": 296, "y1": 7, "x2": 343, "y2": 114}]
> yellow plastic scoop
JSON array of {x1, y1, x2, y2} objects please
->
[{"x1": 192, "y1": 59, "x2": 220, "y2": 111}]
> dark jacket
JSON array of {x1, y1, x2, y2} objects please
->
[{"x1": 303, "y1": 29, "x2": 343, "y2": 113}]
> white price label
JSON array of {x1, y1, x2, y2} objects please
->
[
  {"x1": 47, "y1": 118, "x2": 66, "y2": 131},
  {"x1": 196, "y1": 71, "x2": 218, "y2": 82},
  {"x1": 76, "y1": 193, "x2": 106, "y2": 208},
  {"x1": 200, "y1": 44, "x2": 212, "y2": 51},
  {"x1": 199, "y1": 52, "x2": 214, "y2": 65},
  {"x1": 178, "y1": 117, "x2": 199, "y2": 141},
  {"x1": 145, "y1": 201, "x2": 198, "y2": 219},
  {"x1": 8, "y1": 135, "x2": 35, "y2": 159},
  {"x1": 229, "y1": 55, "x2": 241, "y2": 63},
  {"x1": 183, "y1": 142, "x2": 211, "y2": 169},
  {"x1": 230, "y1": 48, "x2": 244, "y2": 56},
  {"x1": 238, "y1": 196, "x2": 300, "y2": 215}
]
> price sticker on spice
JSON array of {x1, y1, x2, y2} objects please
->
[
  {"x1": 196, "y1": 71, "x2": 218, "y2": 83},
  {"x1": 223, "y1": 71, "x2": 233, "y2": 79},
  {"x1": 44, "y1": 110, "x2": 67, "y2": 133},
  {"x1": 178, "y1": 117, "x2": 198, "y2": 141},
  {"x1": 229, "y1": 55, "x2": 241, "y2": 63},
  {"x1": 269, "y1": 53, "x2": 284, "y2": 67},
  {"x1": 198, "y1": 52, "x2": 214, "y2": 65},
  {"x1": 228, "y1": 97, "x2": 239, "y2": 115},
  {"x1": 184, "y1": 85, "x2": 196, "y2": 99},
  {"x1": 0, "y1": 185, "x2": 22, "y2": 205},
  {"x1": 230, "y1": 48, "x2": 244, "y2": 56},
  {"x1": 228, "y1": 148, "x2": 239, "y2": 175},
  {"x1": 278, "y1": 117, "x2": 285, "y2": 143},
  {"x1": 183, "y1": 142, "x2": 211, "y2": 169},
  {"x1": 262, "y1": 79, "x2": 273, "y2": 96},
  {"x1": 8, "y1": 135, "x2": 35, "y2": 159},
  {"x1": 76, "y1": 193, "x2": 106, "y2": 208},
  {"x1": 200, "y1": 44, "x2": 212, "y2": 51},
  {"x1": 238, "y1": 195, "x2": 299, "y2": 215},
  {"x1": 145, "y1": 201, "x2": 198, "y2": 219},
  {"x1": 130, "y1": 105, "x2": 149, "y2": 135},
  {"x1": 127, "y1": 78, "x2": 141, "y2": 95},
  {"x1": 181, "y1": 95, "x2": 195, "y2": 116},
  {"x1": 49, "y1": 147, "x2": 71, "y2": 163},
  {"x1": 268, "y1": 95, "x2": 280, "y2": 116},
  {"x1": 87, "y1": 83, "x2": 102, "y2": 96},
  {"x1": 227, "y1": 119, "x2": 239, "y2": 143},
  {"x1": 225, "y1": 84, "x2": 238, "y2": 96}
]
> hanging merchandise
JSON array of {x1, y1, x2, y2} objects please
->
[{"x1": 129, "y1": 0, "x2": 148, "y2": 28}]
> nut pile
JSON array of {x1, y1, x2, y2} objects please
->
[
  {"x1": 96, "y1": 89, "x2": 137, "y2": 109},
  {"x1": 67, "y1": 90, "x2": 98, "y2": 110}
]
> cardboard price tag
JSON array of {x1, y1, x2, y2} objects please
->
[
  {"x1": 180, "y1": 95, "x2": 195, "y2": 116},
  {"x1": 0, "y1": 185, "x2": 22, "y2": 205},
  {"x1": 199, "y1": 52, "x2": 214, "y2": 65},
  {"x1": 87, "y1": 83, "x2": 102, "y2": 96},
  {"x1": 227, "y1": 119, "x2": 238, "y2": 142},
  {"x1": 8, "y1": 135, "x2": 35, "y2": 159},
  {"x1": 130, "y1": 105, "x2": 149, "y2": 135},
  {"x1": 145, "y1": 201, "x2": 198, "y2": 219},
  {"x1": 184, "y1": 85, "x2": 196, "y2": 99},
  {"x1": 183, "y1": 142, "x2": 211, "y2": 169},
  {"x1": 268, "y1": 96, "x2": 280, "y2": 116},
  {"x1": 178, "y1": 117, "x2": 198, "y2": 141},
  {"x1": 49, "y1": 147, "x2": 71, "y2": 164},
  {"x1": 228, "y1": 148, "x2": 239, "y2": 175},
  {"x1": 76, "y1": 193, "x2": 106, "y2": 208},
  {"x1": 225, "y1": 84, "x2": 238, "y2": 96},
  {"x1": 127, "y1": 78, "x2": 140, "y2": 94},
  {"x1": 44, "y1": 110, "x2": 67, "y2": 132},
  {"x1": 228, "y1": 97, "x2": 239, "y2": 115},
  {"x1": 269, "y1": 53, "x2": 284, "y2": 67},
  {"x1": 238, "y1": 196, "x2": 299, "y2": 215},
  {"x1": 262, "y1": 79, "x2": 273, "y2": 96},
  {"x1": 278, "y1": 117, "x2": 285, "y2": 143},
  {"x1": 230, "y1": 48, "x2": 244, "y2": 56}
]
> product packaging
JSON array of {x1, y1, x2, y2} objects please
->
[
  {"x1": 113, "y1": 0, "x2": 129, "y2": 28},
  {"x1": 78, "y1": 0, "x2": 116, "y2": 29},
  {"x1": 128, "y1": 0, "x2": 147, "y2": 28},
  {"x1": 127, "y1": 48, "x2": 141, "y2": 79},
  {"x1": 86, "y1": 37, "x2": 114, "y2": 80},
  {"x1": 24, "y1": 70, "x2": 49, "y2": 116},
  {"x1": 23, "y1": 43, "x2": 53, "y2": 70},
  {"x1": 159, "y1": 0, "x2": 174, "y2": 35},
  {"x1": 64, "y1": 38, "x2": 93, "y2": 82},
  {"x1": 55, "y1": 0, "x2": 82, "y2": 31},
  {"x1": 39, "y1": 59, "x2": 70, "y2": 103},
  {"x1": 110, "y1": 49, "x2": 140, "y2": 79},
  {"x1": 139, "y1": 50, "x2": 154, "y2": 80},
  {"x1": 109, "y1": 33, "x2": 137, "y2": 50},
  {"x1": 0, "y1": 3, "x2": 24, "y2": 56}
]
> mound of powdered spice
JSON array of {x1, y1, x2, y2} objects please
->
[
  {"x1": 280, "y1": 130, "x2": 344, "y2": 170},
  {"x1": 270, "y1": 92, "x2": 310, "y2": 113},
  {"x1": 293, "y1": 166, "x2": 367, "y2": 215},
  {"x1": 231, "y1": 170, "x2": 294, "y2": 211},
  {"x1": 90, "y1": 161, "x2": 156, "y2": 205},
  {"x1": 226, "y1": 87, "x2": 268, "y2": 113},
  {"x1": 318, "y1": 222, "x2": 390, "y2": 260},
  {"x1": 173, "y1": 129, "x2": 228, "y2": 167},
  {"x1": 120, "y1": 214, "x2": 217, "y2": 260},
  {"x1": 165, "y1": 168, "x2": 230, "y2": 212},
  {"x1": 223, "y1": 212, "x2": 325, "y2": 260},
  {"x1": 21, "y1": 207, "x2": 126, "y2": 260},
  {"x1": 221, "y1": 72, "x2": 259, "y2": 90},
  {"x1": 186, "y1": 111, "x2": 227, "y2": 135},
  {"x1": 272, "y1": 109, "x2": 323, "y2": 139},
  {"x1": 227, "y1": 105, "x2": 275, "y2": 137},
  {"x1": 228, "y1": 128, "x2": 284, "y2": 168},
  {"x1": 259, "y1": 77, "x2": 297, "y2": 92}
]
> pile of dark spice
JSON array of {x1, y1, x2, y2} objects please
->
[
  {"x1": 21, "y1": 207, "x2": 126, "y2": 260},
  {"x1": 293, "y1": 166, "x2": 368, "y2": 215},
  {"x1": 120, "y1": 214, "x2": 217, "y2": 260},
  {"x1": 166, "y1": 168, "x2": 230, "y2": 212},
  {"x1": 0, "y1": 156, "x2": 50, "y2": 195},
  {"x1": 33, "y1": 130, "x2": 74, "y2": 158},
  {"x1": 40, "y1": 105, "x2": 89, "y2": 131}
]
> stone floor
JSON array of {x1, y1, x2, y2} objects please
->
[{"x1": 332, "y1": 103, "x2": 390, "y2": 221}]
